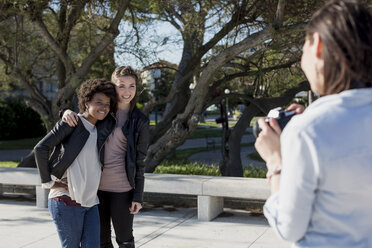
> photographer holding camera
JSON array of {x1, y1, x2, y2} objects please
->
[{"x1": 254, "y1": 1, "x2": 372, "y2": 247}]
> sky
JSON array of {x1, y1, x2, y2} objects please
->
[{"x1": 114, "y1": 21, "x2": 183, "y2": 70}]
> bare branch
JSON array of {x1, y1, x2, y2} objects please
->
[
  {"x1": 241, "y1": 80, "x2": 310, "y2": 113},
  {"x1": 75, "y1": 0, "x2": 130, "y2": 81},
  {"x1": 273, "y1": 0, "x2": 286, "y2": 30},
  {"x1": 32, "y1": 17, "x2": 75, "y2": 74}
]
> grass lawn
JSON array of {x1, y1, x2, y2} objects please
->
[
  {"x1": 0, "y1": 143, "x2": 266, "y2": 178},
  {"x1": 0, "y1": 161, "x2": 18, "y2": 167},
  {"x1": 155, "y1": 144, "x2": 266, "y2": 178},
  {"x1": 190, "y1": 129, "x2": 223, "y2": 139},
  {"x1": 0, "y1": 137, "x2": 41, "y2": 150}
]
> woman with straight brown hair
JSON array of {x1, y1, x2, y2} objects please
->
[{"x1": 255, "y1": 0, "x2": 372, "y2": 247}]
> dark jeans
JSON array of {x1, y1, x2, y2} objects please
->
[{"x1": 98, "y1": 190, "x2": 134, "y2": 247}]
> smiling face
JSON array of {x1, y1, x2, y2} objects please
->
[
  {"x1": 84, "y1": 92, "x2": 111, "y2": 125},
  {"x1": 114, "y1": 76, "x2": 136, "y2": 108}
]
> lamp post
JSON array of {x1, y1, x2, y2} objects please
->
[
  {"x1": 215, "y1": 89, "x2": 230, "y2": 176},
  {"x1": 224, "y1": 88, "x2": 230, "y2": 119},
  {"x1": 152, "y1": 69, "x2": 161, "y2": 124}
]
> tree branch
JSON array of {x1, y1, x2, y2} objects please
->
[
  {"x1": 273, "y1": 0, "x2": 286, "y2": 30},
  {"x1": 74, "y1": 0, "x2": 130, "y2": 81},
  {"x1": 59, "y1": 0, "x2": 88, "y2": 49},
  {"x1": 31, "y1": 16, "x2": 75, "y2": 74},
  {"x1": 242, "y1": 80, "x2": 310, "y2": 113}
]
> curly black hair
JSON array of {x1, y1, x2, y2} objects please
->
[{"x1": 77, "y1": 78, "x2": 117, "y2": 114}]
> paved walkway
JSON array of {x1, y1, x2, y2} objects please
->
[
  {"x1": 188, "y1": 146, "x2": 265, "y2": 169},
  {"x1": 0, "y1": 124, "x2": 285, "y2": 247},
  {"x1": 0, "y1": 198, "x2": 291, "y2": 248},
  {"x1": 177, "y1": 128, "x2": 265, "y2": 168}
]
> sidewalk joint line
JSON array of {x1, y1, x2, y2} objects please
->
[
  {"x1": 247, "y1": 226, "x2": 270, "y2": 248},
  {"x1": 137, "y1": 209, "x2": 196, "y2": 247}
]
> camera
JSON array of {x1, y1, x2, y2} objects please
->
[{"x1": 253, "y1": 107, "x2": 296, "y2": 138}]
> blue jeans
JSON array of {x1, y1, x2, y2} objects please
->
[{"x1": 48, "y1": 198, "x2": 100, "y2": 248}]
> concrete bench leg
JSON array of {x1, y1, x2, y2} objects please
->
[
  {"x1": 36, "y1": 186, "x2": 49, "y2": 208},
  {"x1": 197, "y1": 195, "x2": 223, "y2": 221}
]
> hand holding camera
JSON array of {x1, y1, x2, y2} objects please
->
[
  {"x1": 253, "y1": 104, "x2": 303, "y2": 177},
  {"x1": 253, "y1": 107, "x2": 296, "y2": 138}
]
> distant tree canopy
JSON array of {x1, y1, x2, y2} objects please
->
[
  {"x1": 0, "y1": 0, "x2": 130, "y2": 130},
  {"x1": 1, "y1": 0, "x2": 329, "y2": 173}
]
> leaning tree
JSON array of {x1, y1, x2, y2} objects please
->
[
  {"x1": 137, "y1": 0, "x2": 323, "y2": 173},
  {"x1": 0, "y1": 0, "x2": 130, "y2": 130}
]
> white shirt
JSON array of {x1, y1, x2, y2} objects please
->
[
  {"x1": 264, "y1": 88, "x2": 372, "y2": 248},
  {"x1": 66, "y1": 115, "x2": 101, "y2": 207}
]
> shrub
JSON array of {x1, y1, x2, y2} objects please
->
[
  {"x1": 243, "y1": 165, "x2": 267, "y2": 178},
  {"x1": 0, "y1": 98, "x2": 46, "y2": 140},
  {"x1": 154, "y1": 161, "x2": 267, "y2": 178},
  {"x1": 154, "y1": 161, "x2": 221, "y2": 176}
]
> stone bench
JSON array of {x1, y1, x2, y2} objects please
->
[
  {"x1": 0, "y1": 167, "x2": 49, "y2": 208},
  {"x1": 0, "y1": 168, "x2": 270, "y2": 221},
  {"x1": 144, "y1": 173, "x2": 270, "y2": 221}
]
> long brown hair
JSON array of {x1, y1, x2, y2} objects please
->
[
  {"x1": 111, "y1": 66, "x2": 143, "y2": 111},
  {"x1": 306, "y1": 0, "x2": 372, "y2": 95}
]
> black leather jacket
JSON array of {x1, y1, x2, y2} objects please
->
[
  {"x1": 96, "y1": 107, "x2": 149, "y2": 203},
  {"x1": 34, "y1": 117, "x2": 107, "y2": 184},
  {"x1": 35, "y1": 107, "x2": 149, "y2": 203}
]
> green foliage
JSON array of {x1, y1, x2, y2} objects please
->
[
  {"x1": 0, "y1": 98, "x2": 46, "y2": 140},
  {"x1": 197, "y1": 121, "x2": 220, "y2": 128},
  {"x1": 136, "y1": 102, "x2": 143, "y2": 110},
  {"x1": 154, "y1": 162, "x2": 267, "y2": 178},
  {"x1": 87, "y1": 55, "x2": 116, "y2": 80},
  {"x1": 0, "y1": 65, "x2": 19, "y2": 91},
  {"x1": 156, "y1": 144, "x2": 267, "y2": 178},
  {"x1": 154, "y1": 161, "x2": 221, "y2": 176},
  {"x1": 0, "y1": 161, "x2": 18, "y2": 167},
  {"x1": 243, "y1": 166, "x2": 267, "y2": 178},
  {"x1": 190, "y1": 128, "x2": 222, "y2": 139}
]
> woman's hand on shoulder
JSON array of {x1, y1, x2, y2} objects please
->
[
  {"x1": 129, "y1": 201, "x2": 142, "y2": 214},
  {"x1": 62, "y1": 109, "x2": 79, "y2": 127}
]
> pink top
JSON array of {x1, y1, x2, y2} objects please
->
[{"x1": 99, "y1": 109, "x2": 132, "y2": 192}]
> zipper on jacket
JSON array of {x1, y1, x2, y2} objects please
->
[{"x1": 98, "y1": 112, "x2": 117, "y2": 166}]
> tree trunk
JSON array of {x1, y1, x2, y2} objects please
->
[
  {"x1": 223, "y1": 104, "x2": 261, "y2": 177},
  {"x1": 149, "y1": 38, "x2": 198, "y2": 144},
  {"x1": 144, "y1": 27, "x2": 274, "y2": 172},
  {"x1": 145, "y1": 117, "x2": 198, "y2": 172},
  {"x1": 222, "y1": 81, "x2": 311, "y2": 176}
]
